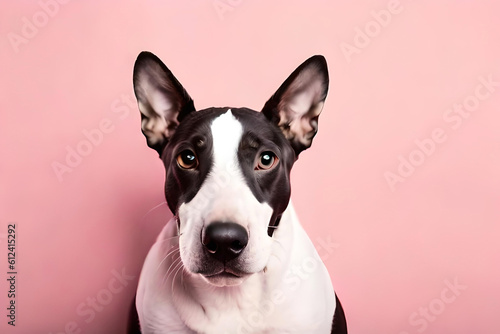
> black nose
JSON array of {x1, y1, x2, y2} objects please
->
[{"x1": 202, "y1": 222, "x2": 248, "y2": 262}]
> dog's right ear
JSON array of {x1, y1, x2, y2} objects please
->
[{"x1": 133, "y1": 51, "x2": 195, "y2": 156}]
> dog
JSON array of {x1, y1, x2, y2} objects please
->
[{"x1": 128, "y1": 51, "x2": 347, "y2": 334}]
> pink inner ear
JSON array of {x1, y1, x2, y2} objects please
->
[
  {"x1": 278, "y1": 100, "x2": 324, "y2": 145},
  {"x1": 276, "y1": 69, "x2": 326, "y2": 145},
  {"x1": 138, "y1": 87, "x2": 180, "y2": 145},
  {"x1": 279, "y1": 65, "x2": 326, "y2": 115}
]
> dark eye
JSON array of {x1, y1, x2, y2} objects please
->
[
  {"x1": 255, "y1": 151, "x2": 279, "y2": 171},
  {"x1": 177, "y1": 150, "x2": 198, "y2": 169}
]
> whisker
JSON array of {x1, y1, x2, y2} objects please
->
[
  {"x1": 165, "y1": 248, "x2": 181, "y2": 259},
  {"x1": 164, "y1": 259, "x2": 183, "y2": 286},
  {"x1": 156, "y1": 232, "x2": 183, "y2": 244},
  {"x1": 160, "y1": 258, "x2": 182, "y2": 287},
  {"x1": 140, "y1": 202, "x2": 168, "y2": 223},
  {"x1": 164, "y1": 261, "x2": 183, "y2": 292},
  {"x1": 171, "y1": 263, "x2": 184, "y2": 296},
  {"x1": 154, "y1": 248, "x2": 180, "y2": 274}
]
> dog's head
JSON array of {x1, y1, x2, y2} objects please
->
[{"x1": 133, "y1": 52, "x2": 328, "y2": 287}]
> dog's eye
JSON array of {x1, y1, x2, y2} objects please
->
[
  {"x1": 177, "y1": 150, "x2": 198, "y2": 169},
  {"x1": 255, "y1": 151, "x2": 278, "y2": 171}
]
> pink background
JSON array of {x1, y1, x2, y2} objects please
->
[{"x1": 1, "y1": 1, "x2": 499, "y2": 333}]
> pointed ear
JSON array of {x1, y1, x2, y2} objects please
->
[
  {"x1": 262, "y1": 55, "x2": 329, "y2": 155},
  {"x1": 133, "y1": 51, "x2": 195, "y2": 155}
]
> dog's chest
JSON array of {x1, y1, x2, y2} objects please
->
[
  {"x1": 137, "y1": 214, "x2": 335, "y2": 334},
  {"x1": 150, "y1": 293, "x2": 325, "y2": 334}
]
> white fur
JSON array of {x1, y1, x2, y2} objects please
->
[{"x1": 136, "y1": 110, "x2": 336, "y2": 333}]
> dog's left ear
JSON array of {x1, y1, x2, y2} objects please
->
[
  {"x1": 133, "y1": 51, "x2": 195, "y2": 156},
  {"x1": 262, "y1": 55, "x2": 329, "y2": 156}
]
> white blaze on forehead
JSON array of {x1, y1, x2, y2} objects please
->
[
  {"x1": 210, "y1": 109, "x2": 243, "y2": 167},
  {"x1": 179, "y1": 108, "x2": 250, "y2": 227},
  {"x1": 201, "y1": 109, "x2": 249, "y2": 222}
]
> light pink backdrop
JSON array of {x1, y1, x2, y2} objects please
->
[{"x1": 1, "y1": 1, "x2": 499, "y2": 333}]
